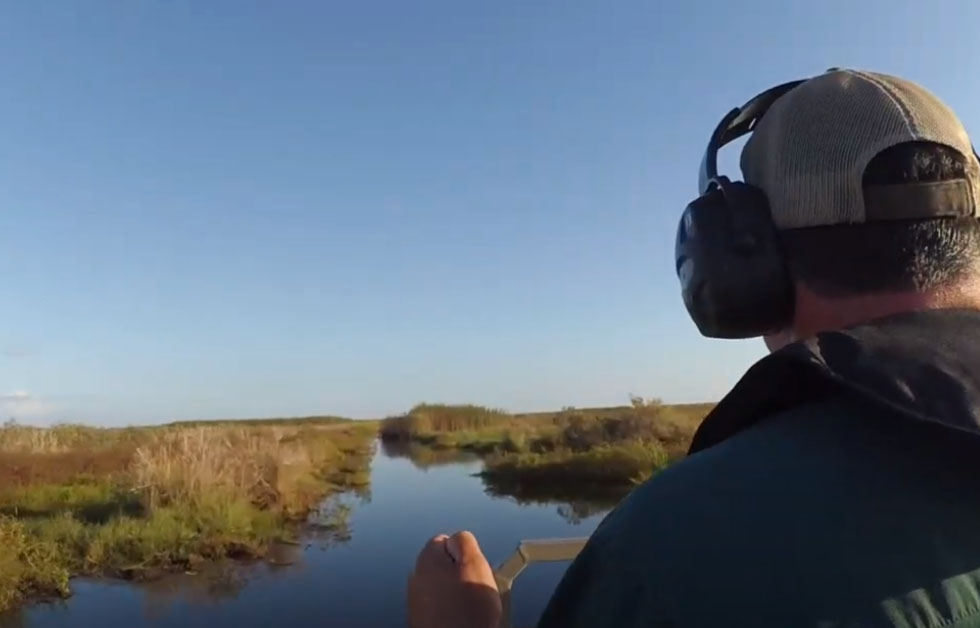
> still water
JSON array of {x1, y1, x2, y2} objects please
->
[{"x1": 5, "y1": 441, "x2": 618, "y2": 628}]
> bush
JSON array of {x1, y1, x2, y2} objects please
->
[
  {"x1": 0, "y1": 516, "x2": 70, "y2": 612},
  {"x1": 501, "y1": 431, "x2": 527, "y2": 453},
  {"x1": 379, "y1": 404, "x2": 511, "y2": 441},
  {"x1": 0, "y1": 477, "x2": 142, "y2": 523},
  {"x1": 380, "y1": 397, "x2": 712, "y2": 461},
  {"x1": 483, "y1": 442, "x2": 669, "y2": 487},
  {"x1": 555, "y1": 402, "x2": 664, "y2": 452},
  {"x1": 378, "y1": 414, "x2": 414, "y2": 440},
  {"x1": 79, "y1": 497, "x2": 280, "y2": 571}
]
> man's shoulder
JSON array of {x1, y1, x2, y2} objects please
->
[
  {"x1": 574, "y1": 394, "x2": 980, "y2": 627},
  {"x1": 541, "y1": 400, "x2": 859, "y2": 627},
  {"x1": 608, "y1": 397, "x2": 855, "y2": 525},
  {"x1": 583, "y1": 393, "x2": 934, "y2": 585}
]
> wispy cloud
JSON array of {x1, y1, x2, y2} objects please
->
[
  {"x1": 0, "y1": 391, "x2": 32, "y2": 402},
  {"x1": 0, "y1": 391, "x2": 51, "y2": 420},
  {"x1": 2, "y1": 345, "x2": 36, "y2": 358}
]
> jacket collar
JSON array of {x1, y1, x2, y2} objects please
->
[{"x1": 690, "y1": 309, "x2": 980, "y2": 454}]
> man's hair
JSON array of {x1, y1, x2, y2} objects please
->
[{"x1": 779, "y1": 141, "x2": 980, "y2": 297}]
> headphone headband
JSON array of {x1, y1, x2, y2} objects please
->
[{"x1": 698, "y1": 80, "x2": 806, "y2": 195}]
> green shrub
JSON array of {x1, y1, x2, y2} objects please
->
[
  {"x1": 483, "y1": 442, "x2": 669, "y2": 487},
  {"x1": 501, "y1": 430, "x2": 527, "y2": 453},
  {"x1": 80, "y1": 496, "x2": 280, "y2": 571},
  {"x1": 379, "y1": 404, "x2": 511, "y2": 440},
  {"x1": 0, "y1": 516, "x2": 70, "y2": 612},
  {"x1": 0, "y1": 478, "x2": 142, "y2": 523}
]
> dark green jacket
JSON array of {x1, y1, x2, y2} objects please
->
[{"x1": 539, "y1": 309, "x2": 980, "y2": 628}]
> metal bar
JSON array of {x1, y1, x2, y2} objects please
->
[{"x1": 494, "y1": 537, "x2": 589, "y2": 628}]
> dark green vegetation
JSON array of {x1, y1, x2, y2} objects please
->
[
  {"x1": 0, "y1": 419, "x2": 375, "y2": 613},
  {"x1": 379, "y1": 399, "x2": 712, "y2": 490}
]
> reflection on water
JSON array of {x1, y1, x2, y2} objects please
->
[
  {"x1": 306, "y1": 493, "x2": 366, "y2": 547},
  {"x1": 387, "y1": 438, "x2": 628, "y2": 527},
  {"x1": 384, "y1": 439, "x2": 629, "y2": 524},
  {"x1": 7, "y1": 440, "x2": 617, "y2": 628},
  {"x1": 0, "y1": 561, "x2": 267, "y2": 628},
  {"x1": 139, "y1": 562, "x2": 250, "y2": 621},
  {"x1": 379, "y1": 437, "x2": 480, "y2": 469},
  {"x1": 481, "y1": 476, "x2": 628, "y2": 525}
]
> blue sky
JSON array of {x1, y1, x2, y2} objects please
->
[{"x1": 3, "y1": 1, "x2": 980, "y2": 425}]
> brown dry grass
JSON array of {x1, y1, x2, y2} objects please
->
[
  {"x1": 0, "y1": 421, "x2": 376, "y2": 518},
  {"x1": 0, "y1": 450, "x2": 135, "y2": 490},
  {"x1": 131, "y1": 424, "x2": 375, "y2": 516},
  {"x1": 0, "y1": 420, "x2": 377, "y2": 613},
  {"x1": 0, "y1": 424, "x2": 145, "y2": 492},
  {"x1": 0, "y1": 424, "x2": 144, "y2": 454},
  {"x1": 379, "y1": 400, "x2": 714, "y2": 460}
]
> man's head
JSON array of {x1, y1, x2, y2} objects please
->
[{"x1": 738, "y1": 70, "x2": 980, "y2": 350}]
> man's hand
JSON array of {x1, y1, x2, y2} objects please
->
[{"x1": 408, "y1": 531, "x2": 503, "y2": 628}]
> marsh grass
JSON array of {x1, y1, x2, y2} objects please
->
[
  {"x1": 0, "y1": 477, "x2": 142, "y2": 523},
  {"x1": 378, "y1": 404, "x2": 511, "y2": 440},
  {"x1": 379, "y1": 398, "x2": 712, "y2": 487},
  {"x1": 482, "y1": 442, "x2": 670, "y2": 487},
  {"x1": 0, "y1": 420, "x2": 376, "y2": 613},
  {"x1": 0, "y1": 516, "x2": 70, "y2": 611}
]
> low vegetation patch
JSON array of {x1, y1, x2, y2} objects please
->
[
  {"x1": 482, "y1": 442, "x2": 668, "y2": 486},
  {"x1": 0, "y1": 419, "x2": 375, "y2": 613},
  {"x1": 0, "y1": 516, "x2": 70, "y2": 611},
  {"x1": 379, "y1": 397, "x2": 712, "y2": 487},
  {"x1": 379, "y1": 404, "x2": 511, "y2": 441}
]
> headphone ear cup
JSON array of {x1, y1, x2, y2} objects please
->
[{"x1": 675, "y1": 180, "x2": 794, "y2": 339}]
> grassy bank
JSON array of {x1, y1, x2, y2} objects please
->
[
  {"x1": 482, "y1": 442, "x2": 668, "y2": 487},
  {"x1": 378, "y1": 404, "x2": 516, "y2": 453},
  {"x1": 0, "y1": 419, "x2": 375, "y2": 613},
  {"x1": 379, "y1": 399, "x2": 712, "y2": 488}
]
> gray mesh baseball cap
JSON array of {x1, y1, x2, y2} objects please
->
[{"x1": 740, "y1": 69, "x2": 980, "y2": 230}]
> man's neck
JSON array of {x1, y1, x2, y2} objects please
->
[{"x1": 791, "y1": 281, "x2": 980, "y2": 341}]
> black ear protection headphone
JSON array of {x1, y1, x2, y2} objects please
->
[
  {"x1": 675, "y1": 80, "x2": 805, "y2": 339},
  {"x1": 676, "y1": 75, "x2": 980, "y2": 339}
]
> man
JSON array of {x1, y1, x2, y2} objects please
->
[{"x1": 409, "y1": 69, "x2": 980, "y2": 627}]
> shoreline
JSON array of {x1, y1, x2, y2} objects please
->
[
  {"x1": 379, "y1": 401, "x2": 710, "y2": 487},
  {"x1": 0, "y1": 422, "x2": 376, "y2": 614},
  {"x1": 1, "y1": 401, "x2": 712, "y2": 615}
]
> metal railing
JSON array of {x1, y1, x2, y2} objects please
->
[{"x1": 494, "y1": 537, "x2": 589, "y2": 628}]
